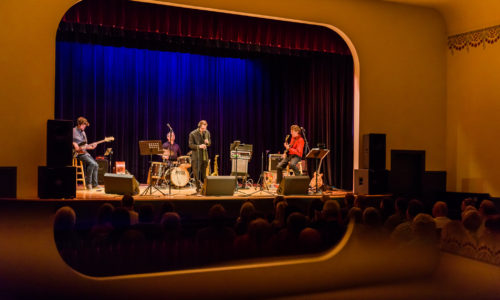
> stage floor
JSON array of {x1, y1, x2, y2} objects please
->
[{"x1": 75, "y1": 184, "x2": 349, "y2": 201}]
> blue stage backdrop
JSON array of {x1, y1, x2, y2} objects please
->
[{"x1": 55, "y1": 41, "x2": 353, "y2": 189}]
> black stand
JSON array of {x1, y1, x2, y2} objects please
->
[
  {"x1": 139, "y1": 140, "x2": 165, "y2": 196},
  {"x1": 230, "y1": 141, "x2": 250, "y2": 196},
  {"x1": 248, "y1": 151, "x2": 275, "y2": 196},
  {"x1": 305, "y1": 148, "x2": 330, "y2": 194}
]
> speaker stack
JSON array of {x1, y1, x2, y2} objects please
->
[
  {"x1": 354, "y1": 134, "x2": 388, "y2": 195},
  {"x1": 38, "y1": 120, "x2": 76, "y2": 199}
]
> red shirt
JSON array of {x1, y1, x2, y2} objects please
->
[{"x1": 288, "y1": 136, "x2": 305, "y2": 158}]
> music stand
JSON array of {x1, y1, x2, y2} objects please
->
[
  {"x1": 306, "y1": 148, "x2": 330, "y2": 194},
  {"x1": 139, "y1": 140, "x2": 165, "y2": 196}
]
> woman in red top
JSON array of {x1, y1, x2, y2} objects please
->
[{"x1": 276, "y1": 125, "x2": 305, "y2": 185}]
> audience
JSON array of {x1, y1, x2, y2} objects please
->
[
  {"x1": 432, "y1": 201, "x2": 451, "y2": 233},
  {"x1": 384, "y1": 197, "x2": 409, "y2": 232},
  {"x1": 391, "y1": 199, "x2": 424, "y2": 243},
  {"x1": 121, "y1": 195, "x2": 139, "y2": 225}
]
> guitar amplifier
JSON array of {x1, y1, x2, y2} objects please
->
[
  {"x1": 268, "y1": 154, "x2": 282, "y2": 171},
  {"x1": 96, "y1": 157, "x2": 108, "y2": 185}
]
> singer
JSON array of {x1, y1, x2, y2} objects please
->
[{"x1": 188, "y1": 120, "x2": 211, "y2": 192}]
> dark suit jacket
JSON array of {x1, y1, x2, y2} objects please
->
[{"x1": 188, "y1": 129, "x2": 211, "y2": 161}]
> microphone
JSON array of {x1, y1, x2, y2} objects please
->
[
  {"x1": 300, "y1": 126, "x2": 305, "y2": 132},
  {"x1": 167, "y1": 123, "x2": 173, "y2": 131}
]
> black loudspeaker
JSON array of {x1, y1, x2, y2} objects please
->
[
  {"x1": 96, "y1": 158, "x2": 109, "y2": 185},
  {"x1": 202, "y1": 176, "x2": 237, "y2": 196},
  {"x1": 104, "y1": 173, "x2": 139, "y2": 195},
  {"x1": 38, "y1": 166, "x2": 76, "y2": 199},
  {"x1": 362, "y1": 134, "x2": 386, "y2": 170},
  {"x1": 390, "y1": 150, "x2": 425, "y2": 197},
  {"x1": 268, "y1": 154, "x2": 282, "y2": 171},
  {"x1": 422, "y1": 171, "x2": 447, "y2": 201},
  {"x1": 354, "y1": 169, "x2": 389, "y2": 195},
  {"x1": 0, "y1": 167, "x2": 17, "y2": 198},
  {"x1": 277, "y1": 176, "x2": 310, "y2": 195},
  {"x1": 47, "y1": 119, "x2": 73, "y2": 167}
]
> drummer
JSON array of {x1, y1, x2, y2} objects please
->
[{"x1": 162, "y1": 132, "x2": 182, "y2": 163}]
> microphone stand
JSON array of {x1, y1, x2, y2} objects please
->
[{"x1": 247, "y1": 151, "x2": 274, "y2": 196}]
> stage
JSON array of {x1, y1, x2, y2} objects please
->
[{"x1": 75, "y1": 184, "x2": 349, "y2": 201}]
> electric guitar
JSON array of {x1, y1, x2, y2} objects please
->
[
  {"x1": 283, "y1": 134, "x2": 290, "y2": 158},
  {"x1": 73, "y1": 136, "x2": 114, "y2": 157},
  {"x1": 210, "y1": 154, "x2": 219, "y2": 176}
]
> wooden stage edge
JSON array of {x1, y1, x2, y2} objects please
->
[{"x1": 73, "y1": 184, "x2": 351, "y2": 201}]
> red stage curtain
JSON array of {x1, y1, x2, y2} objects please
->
[{"x1": 60, "y1": 0, "x2": 350, "y2": 55}]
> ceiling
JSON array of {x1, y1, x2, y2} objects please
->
[{"x1": 382, "y1": 0, "x2": 500, "y2": 34}]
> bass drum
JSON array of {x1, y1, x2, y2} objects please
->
[{"x1": 170, "y1": 167, "x2": 190, "y2": 188}]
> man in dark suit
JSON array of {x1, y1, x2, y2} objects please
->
[{"x1": 189, "y1": 120, "x2": 211, "y2": 192}]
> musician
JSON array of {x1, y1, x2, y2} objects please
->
[
  {"x1": 188, "y1": 120, "x2": 211, "y2": 192},
  {"x1": 276, "y1": 125, "x2": 305, "y2": 185},
  {"x1": 72, "y1": 117, "x2": 99, "y2": 190},
  {"x1": 162, "y1": 132, "x2": 182, "y2": 162}
]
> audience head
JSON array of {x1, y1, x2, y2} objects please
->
[
  {"x1": 96, "y1": 203, "x2": 114, "y2": 225},
  {"x1": 479, "y1": 200, "x2": 497, "y2": 218},
  {"x1": 112, "y1": 208, "x2": 131, "y2": 231},
  {"x1": 412, "y1": 213, "x2": 437, "y2": 239},
  {"x1": 344, "y1": 193, "x2": 355, "y2": 209},
  {"x1": 362, "y1": 207, "x2": 382, "y2": 227},
  {"x1": 406, "y1": 199, "x2": 424, "y2": 221},
  {"x1": 273, "y1": 195, "x2": 286, "y2": 208},
  {"x1": 354, "y1": 195, "x2": 369, "y2": 211},
  {"x1": 161, "y1": 212, "x2": 181, "y2": 233},
  {"x1": 321, "y1": 194, "x2": 331, "y2": 203},
  {"x1": 54, "y1": 206, "x2": 76, "y2": 232},
  {"x1": 395, "y1": 197, "x2": 409, "y2": 215},
  {"x1": 380, "y1": 197, "x2": 395, "y2": 215},
  {"x1": 347, "y1": 207, "x2": 363, "y2": 224},
  {"x1": 121, "y1": 195, "x2": 135, "y2": 209},
  {"x1": 484, "y1": 215, "x2": 500, "y2": 233},
  {"x1": 208, "y1": 204, "x2": 227, "y2": 227},
  {"x1": 247, "y1": 218, "x2": 272, "y2": 244},
  {"x1": 138, "y1": 205, "x2": 154, "y2": 223},
  {"x1": 461, "y1": 197, "x2": 477, "y2": 211},
  {"x1": 432, "y1": 201, "x2": 448, "y2": 218},
  {"x1": 160, "y1": 201, "x2": 175, "y2": 214},
  {"x1": 299, "y1": 228, "x2": 322, "y2": 252},
  {"x1": 462, "y1": 209, "x2": 482, "y2": 233},
  {"x1": 274, "y1": 200, "x2": 288, "y2": 223},
  {"x1": 239, "y1": 201, "x2": 256, "y2": 222},
  {"x1": 307, "y1": 198, "x2": 324, "y2": 221},
  {"x1": 322, "y1": 200, "x2": 341, "y2": 222},
  {"x1": 286, "y1": 212, "x2": 307, "y2": 235}
]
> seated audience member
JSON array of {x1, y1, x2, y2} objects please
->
[
  {"x1": 54, "y1": 206, "x2": 78, "y2": 252},
  {"x1": 156, "y1": 201, "x2": 176, "y2": 222},
  {"x1": 307, "y1": 198, "x2": 324, "y2": 225},
  {"x1": 462, "y1": 209, "x2": 482, "y2": 242},
  {"x1": 379, "y1": 197, "x2": 395, "y2": 223},
  {"x1": 440, "y1": 220, "x2": 467, "y2": 254},
  {"x1": 347, "y1": 207, "x2": 363, "y2": 225},
  {"x1": 479, "y1": 200, "x2": 497, "y2": 220},
  {"x1": 299, "y1": 227, "x2": 323, "y2": 253},
  {"x1": 410, "y1": 213, "x2": 438, "y2": 245},
  {"x1": 354, "y1": 195, "x2": 369, "y2": 211},
  {"x1": 159, "y1": 212, "x2": 183, "y2": 267},
  {"x1": 359, "y1": 207, "x2": 386, "y2": 240},
  {"x1": 133, "y1": 205, "x2": 163, "y2": 242},
  {"x1": 89, "y1": 203, "x2": 114, "y2": 246},
  {"x1": 312, "y1": 200, "x2": 345, "y2": 247},
  {"x1": 234, "y1": 201, "x2": 257, "y2": 235},
  {"x1": 477, "y1": 215, "x2": 500, "y2": 265},
  {"x1": 109, "y1": 208, "x2": 132, "y2": 245},
  {"x1": 195, "y1": 204, "x2": 236, "y2": 264},
  {"x1": 344, "y1": 193, "x2": 355, "y2": 210},
  {"x1": 461, "y1": 197, "x2": 477, "y2": 212},
  {"x1": 277, "y1": 212, "x2": 308, "y2": 254},
  {"x1": 391, "y1": 199, "x2": 424, "y2": 243},
  {"x1": 384, "y1": 197, "x2": 409, "y2": 232},
  {"x1": 271, "y1": 200, "x2": 288, "y2": 233},
  {"x1": 121, "y1": 195, "x2": 139, "y2": 225},
  {"x1": 432, "y1": 201, "x2": 451, "y2": 232},
  {"x1": 234, "y1": 218, "x2": 274, "y2": 258}
]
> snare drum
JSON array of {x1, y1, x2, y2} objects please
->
[
  {"x1": 177, "y1": 156, "x2": 191, "y2": 169},
  {"x1": 147, "y1": 162, "x2": 168, "y2": 185},
  {"x1": 170, "y1": 167, "x2": 190, "y2": 187}
]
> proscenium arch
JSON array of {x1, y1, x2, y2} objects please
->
[{"x1": 57, "y1": 0, "x2": 361, "y2": 187}]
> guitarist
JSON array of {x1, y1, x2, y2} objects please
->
[
  {"x1": 276, "y1": 125, "x2": 305, "y2": 186},
  {"x1": 72, "y1": 117, "x2": 99, "y2": 190}
]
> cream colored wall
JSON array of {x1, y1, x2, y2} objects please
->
[
  {"x1": 446, "y1": 41, "x2": 500, "y2": 196},
  {"x1": 0, "y1": 0, "x2": 447, "y2": 197}
]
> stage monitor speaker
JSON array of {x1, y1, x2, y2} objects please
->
[
  {"x1": 47, "y1": 119, "x2": 73, "y2": 167},
  {"x1": 202, "y1": 176, "x2": 237, "y2": 196},
  {"x1": 38, "y1": 166, "x2": 76, "y2": 199},
  {"x1": 104, "y1": 173, "x2": 139, "y2": 196},
  {"x1": 277, "y1": 176, "x2": 310, "y2": 195},
  {"x1": 96, "y1": 158, "x2": 109, "y2": 185},
  {"x1": 0, "y1": 167, "x2": 17, "y2": 198},
  {"x1": 362, "y1": 134, "x2": 386, "y2": 170},
  {"x1": 390, "y1": 150, "x2": 425, "y2": 197},
  {"x1": 354, "y1": 169, "x2": 389, "y2": 195}
]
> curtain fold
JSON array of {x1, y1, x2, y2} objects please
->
[{"x1": 55, "y1": 42, "x2": 353, "y2": 189}]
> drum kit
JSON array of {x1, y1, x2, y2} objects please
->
[{"x1": 148, "y1": 154, "x2": 193, "y2": 189}]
